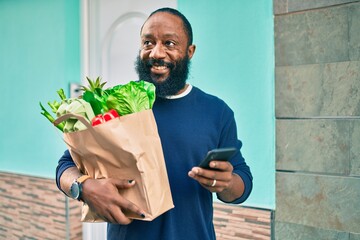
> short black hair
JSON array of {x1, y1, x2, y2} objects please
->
[{"x1": 147, "y1": 7, "x2": 193, "y2": 46}]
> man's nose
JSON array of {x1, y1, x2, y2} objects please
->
[{"x1": 149, "y1": 44, "x2": 166, "y2": 59}]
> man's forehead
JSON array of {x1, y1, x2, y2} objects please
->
[
  {"x1": 141, "y1": 12, "x2": 183, "y2": 33},
  {"x1": 147, "y1": 11, "x2": 181, "y2": 22},
  {"x1": 141, "y1": 32, "x2": 179, "y2": 40}
]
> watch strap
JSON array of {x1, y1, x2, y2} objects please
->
[
  {"x1": 77, "y1": 175, "x2": 91, "y2": 184},
  {"x1": 71, "y1": 175, "x2": 91, "y2": 201}
]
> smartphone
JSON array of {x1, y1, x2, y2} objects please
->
[{"x1": 198, "y1": 147, "x2": 237, "y2": 169}]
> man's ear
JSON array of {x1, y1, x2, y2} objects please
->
[{"x1": 187, "y1": 44, "x2": 196, "y2": 59}]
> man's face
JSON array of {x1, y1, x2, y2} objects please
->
[{"x1": 136, "y1": 12, "x2": 195, "y2": 97}]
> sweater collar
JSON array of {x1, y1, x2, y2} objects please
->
[{"x1": 164, "y1": 84, "x2": 193, "y2": 99}]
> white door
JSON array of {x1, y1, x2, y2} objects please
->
[
  {"x1": 80, "y1": 0, "x2": 176, "y2": 239},
  {"x1": 82, "y1": 0, "x2": 177, "y2": 87}
]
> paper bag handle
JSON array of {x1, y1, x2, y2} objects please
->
[{"x1": 53, "y1": 113, "x2": 93, "y2": 130}]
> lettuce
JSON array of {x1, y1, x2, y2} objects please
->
[
  {"x1": 105, "y1": 81, "x2": 156, "y2": 116},
  {"x1": 81, "y1": 79, "x2": 156, "y2": 116}
]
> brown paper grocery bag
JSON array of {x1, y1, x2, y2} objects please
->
[{"x1": 54, "y1": 110, "x2": 174, "y2": 222}]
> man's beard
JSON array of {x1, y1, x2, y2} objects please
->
[{"x1": 135, "y1": 54, "x2": 190, "y2": 98}]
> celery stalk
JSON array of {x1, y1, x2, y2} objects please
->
[{"x1": 40, "y1": 102, "x2": 64, "y2": 132}]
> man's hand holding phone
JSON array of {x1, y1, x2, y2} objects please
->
[
  {"x1": 198, "y1": 148, "x2": 237, "y2": 169},
  {"x1": 188, "y1": 148, "x2": 237, "y2": 193}
]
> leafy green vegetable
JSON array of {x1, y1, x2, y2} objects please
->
[
  {"x1": 40, "y1": 102, "x2": 64, "y2": 132},
  {"x1": 105, "y1": 81, "x2": 156, "y2": 116},
  {"x1": 81, "y1": 78, "x2": 156, "y2": 116},
  {"x1": 81, "y1": 77, "x2": 109, "y2": 115},
  {"x1": 48, "y1": 100, "x2": 61, "y2": 114},
  {"x1": 39, "y1": 88, "x2": 70, "y2": 132},
  {"x1": 82, "y1": 90, "x2": 107, "y2": 115},
  {"x1": 40, "y1": 77, "x2": 156, "y2": 133},
  {"x1": 81, "y1": 77, "x2": 107, "y2": 94},
  {"x1": 58, "y1": 99, "x2": 95, "y2": 132},
  {"x1": 40, "y1": 88, "x2": 95, "y2": 133},
  {"x1": 47, "y1": 89, "x2": 67, "y2": 114},
  {"x1": 57, "y1": 89, "x2": 67, "y2": 101}
]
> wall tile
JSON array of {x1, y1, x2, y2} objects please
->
[
  {"x1": 275, "y1": 64, "x2": 323, "y2": 117},
  {"x1": 275, "y1": 221, "x2": 350, "y2": 240},
  {"x1": 350, "y1": 233, "x2": 360, "y2": 240},
  {"x1": 276, "y1": 172, "x2": 360, "y2": 233},
  {"x1": 276, "y1": 61, "x2": 360, "y2": 117},
  {"x1": 213, "y1": 203, "x2": 272, "y2": 239},
  {"x1": 349, "y1": 4, "x2": 360, "y2": 60},
  {"x1": 0, "y1": 172, "x2": 82, "y2": 240},
  {"x1": 273, "y1": 0, "x2": 288, "y2": 14},
  {"x1": 275, "y1": 6, "x2": 349, "y2": 66},
  {"x1": 350, "y1": 120, "x2": 360, "y2": 176},
  {"x1": 276, "y1": 119, "x2": 350, "y2": 174},
  {"x1": 321, "y1": 61, "x2": 360, "y2": 116},
  {"x1": 273, "y1": 0, "x2": 360, "y2": 15},
  {"x1": 288, "y1": 0, "x2": 359, "y2": 12}
]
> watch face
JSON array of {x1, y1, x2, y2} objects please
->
[{"x1": 70, "y1": 182, "x2": 80, "y2": 200}]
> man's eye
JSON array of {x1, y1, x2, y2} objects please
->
[
  {"x1": 143, "y1": 41, "x2": 153, "y2": 47},
  {"x1": 165, "y1": 41, "x2": 175, "y2": 47}
]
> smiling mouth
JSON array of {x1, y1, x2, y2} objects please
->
[
  {"x1": 151, "y1": 65, "x2": 170, "y2": 76},
  {"x1": 146, "y1": 59, "x2": 173, "y2": 78},
  {"x1": 152, "y1": 65, "x2": 168, "y2": 70}
]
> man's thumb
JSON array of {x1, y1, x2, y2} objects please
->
[{"x1": 113, "y1": 179, "x2": 136, "y2": 189}]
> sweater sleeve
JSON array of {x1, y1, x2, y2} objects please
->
[
  {"x1": 223, "y1": 145, "x2": 253, "y2": 204},
  {"x1": 55, "y1": 150, "x2": 76, "y2": 193},
  {"x1": 217, "y1": 106, "x2": 253, "y2": 204}
]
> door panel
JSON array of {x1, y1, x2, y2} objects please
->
[
  {"x1": 84, "y1": 0, "x2": 177, "y2": 87},
  {"x1": 101, "y1": 12, "x2": 146, "y2": 86}
]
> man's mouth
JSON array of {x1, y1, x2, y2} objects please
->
[
  {"x1": 151, "y1": 64, "x2": 168, "y2": 73},
  {"x1": 152, "y1": 65, "x2": 168, "y2": 70},
  {"x1": 142, "y1": 59, "x2": 174, "y2": 81},
  {"x1": 147, "y1": 59, "x2": 173, "y2": 70},
  {"x1": 151, "y1": 65, "x2": 170, "y2": 78}
]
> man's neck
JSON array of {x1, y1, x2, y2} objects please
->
[
  {"x1": 176, "y1": 84, "x2": 189, "y2": 95},
  {"x1": 165, "y1": 84, "x2": 192, "y2": 99}
]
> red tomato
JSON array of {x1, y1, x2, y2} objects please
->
[
  {"x1": 91, "y1": 110, "x2": 119, "y2": 126},
  {"x1": 91, "y1": 114, "x2": 105, "y2": 126},
  {"x1": 103, "y1": 109, "x2": 120, "y2": 121}
]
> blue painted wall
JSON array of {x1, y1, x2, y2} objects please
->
[
  {"x1": 0, "y1": 0, "x2": 80, "y2": 177},
  {"x1": 0, "y1": 0, "x2": 274, "y2": 208},
  {"x1": 178, "y1": 0, "x2": 275, "y2": 208}
]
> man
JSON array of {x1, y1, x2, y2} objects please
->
[{"x1": 56, "y1": 7, "x2": 252, "y2": 240}]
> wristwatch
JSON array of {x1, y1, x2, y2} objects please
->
[{"x1": 70, "y1": 175, "x2": 91, "y2": 201}]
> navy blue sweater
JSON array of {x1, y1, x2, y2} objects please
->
[{"x1": 56, "y1": 86, "x2": 253, "y2": 240}]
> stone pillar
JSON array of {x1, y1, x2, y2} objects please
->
[{"x1": 274, "y1": 0, "x2": 360, "y2": 239}]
